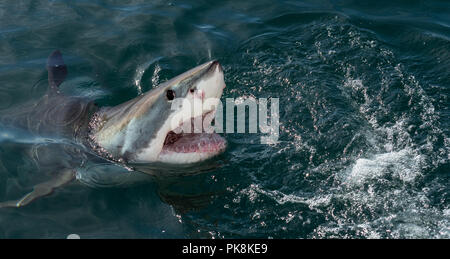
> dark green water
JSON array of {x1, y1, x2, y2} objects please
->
[{"x1": 0, "y1": 0, "x2": 449, "y2": 238}]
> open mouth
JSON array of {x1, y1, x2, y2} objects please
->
[
  {"x1": 160, "y1": 113, "x2": 226, "y2": 155},
  {"x1": 161, "y1": 132, "x2": 226, "y2": 154}
]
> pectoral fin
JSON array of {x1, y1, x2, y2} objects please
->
[{"x1": 0, "y1": 169, "x2": 75, "y2": 208}]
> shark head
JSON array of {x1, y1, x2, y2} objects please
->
[{"x1": 89, "y1": 60, "x2": 226, "y2": 164}]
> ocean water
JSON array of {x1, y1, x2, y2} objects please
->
[{"x1": 0, "y1": 0, "x2": 448, "y2": 238}]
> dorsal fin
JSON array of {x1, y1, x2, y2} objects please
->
[{"x1": 46, "y1": 50, "x2": 67, "y2": 91}]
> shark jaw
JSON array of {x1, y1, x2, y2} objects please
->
[
  {"x1": 157, "y1": 116, "x2": 227, "y2": 164},
  {"x1": 90, "y1": 60, "x2": 226, "y2": 165}
]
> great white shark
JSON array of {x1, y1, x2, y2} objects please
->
[{"x1": 0, "y1": 50, "x2": 226, "y2": 208}]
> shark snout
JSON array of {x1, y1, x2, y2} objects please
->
[
  {"x1": 210, "y1": 60, "x2": 223, "y2": 73},
  {"x1": 196, "y1": 60, "x2": 225, "y2": 101}
]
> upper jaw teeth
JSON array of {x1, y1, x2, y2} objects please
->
[
  {"x1": 162, "y1": 108, "x2": 218, "y2": 150},
  {"x1": 170, "y1": 109, "x2": 216, "y2": 135}
]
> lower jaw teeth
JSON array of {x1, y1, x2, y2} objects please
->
[{"x1": 163, "y1": 132, "x2": 225, "y2": 154}]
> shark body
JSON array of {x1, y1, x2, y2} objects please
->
[{"x1": 0, "y1": 51, "x2": 226, "y2": 208}]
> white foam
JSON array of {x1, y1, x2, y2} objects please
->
[
  {"x1": 134, "y1": 57, "x2": 162, "y2": 95},
  {"x1": 345, "y1": 148, "x2": 424, "y2": 186},
  {"x1": 239, "y1": 183, "x2": 332, "y2": 210}
]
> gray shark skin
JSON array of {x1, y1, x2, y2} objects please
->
[{"x1": 0, "y1": 50, "x2": 226, "y2": 208}]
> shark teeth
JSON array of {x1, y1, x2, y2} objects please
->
[{"x1": 161, "y1": 133, "x2": 226, "y2": 154}]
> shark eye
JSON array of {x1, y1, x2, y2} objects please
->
[
  {"x1": 166, "y1": 89, "x2": 175, "y2": 100},
  {"x1": 189, "y1": 88, "x2": 195, "y2": 94}
]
